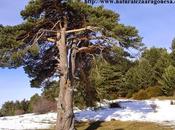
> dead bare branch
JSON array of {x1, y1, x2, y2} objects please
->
[
  {"x1": 77, "y1": 45, "x2": 105, "y2": 53},
  {"x1": 66, "y1": 26, "x2": 98, "y2": 33}
]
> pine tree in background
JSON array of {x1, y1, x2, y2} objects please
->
[
  {"x1": 170, "y1": 38, "x2": 175, "y2": 66},
  {"x1": 0, "y1": 100, "x2": 30, "y2": 116},
  {"x1": 90, "y1": 46, "x2": 132, "y2": 100},
  {"x1": 0, "y1": 101, "x2": 15, "y2": 116},
  {"x1": 42, "y1": 81, "x2": 59, "y2": 101},
  {"x1": 124, "y1": 59, "x2": 155, "y2": 94},
  {"x1": 142, "y1": 48, "x2": 172, "y2": 82},
  {"x1": 159, "y1": 65, "x2": 175, "y2": 96},
  {"x1": 171, "y1": 38, "x2": 175, "y2": 50}
]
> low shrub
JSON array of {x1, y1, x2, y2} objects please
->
[
  {"x1": 146, "y1": 86, "x2": 163, "y2": 98},
  {"x1": 133, "y1": 86, "x2": 163, "y2": 100},
  {"x1": 126, "y1": 90, "x2": 135, "y2": 98},
  {"x1": 0, "y1": 111, "x2": 3, "y2": 117},
  {"x1": 32, "y1": 98, "x2": 57, "y2": 114},
  {"x1": 126, "y1": 91, "x2": 134, "y2": 98},
  {"x1": 133, "y1": 90, "x2": 149, "y2": 100},
  {"x1": 15, "y1": 109, "x2": 25, "y2": 115}
]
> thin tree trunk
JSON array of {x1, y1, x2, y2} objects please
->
[{"x1": 56, "y1": 26, "x2": 75, "y2": 130}]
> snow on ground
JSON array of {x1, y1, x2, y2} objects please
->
[
  {"x1": 76, "y1": 99, "x2": 175, "y2": 125},
  {"x1": 0, "y1": 113, "x2": 56, "y2": 130},
  {"x1": 0, "y1": 99, "x2": 175, "y2": 129}
]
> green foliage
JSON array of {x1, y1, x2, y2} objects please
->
[
  {"x1": 171, "y1": 38, "x2": 175, "y2": 50},
  {"x1": 0, "y1": 92, "x2": 57, "y2": 116},
  {"x1": 170, "y1": 51, "x2": 175, "y2": 66},
  {"x1": 42, "y1": 81, "x2": 59, "y2": 101},
  {"x1": 0, "y1": 25, "x2": 24, "y2": 67},
  {"x1": 27, "y1": 44, "x2": 39, "y2": 57},
  {"x1": 142, "y1": 48, "x2": 172, "y2": 80},
  {"x1": 170, "y1": 39, "x2": 175, "y2": 66},
  {"x1": 0, "y1": 0, "x2": 143, "y2": 88},
  {"x1": 28, "y1": 93, "x2": 41, "y2": 112},
  {"x1": 159, "y1": 65, "x2": 175, "y2": 96},
  {"x1": 125, "y1": 48, "x2": 172, "y2": 97},
  {"x1": 0, "y1": 0, "x2": 146, "y2": 111},
  {"x1": 0, "y1": 100, "x2": 30, "y2": 116},
  {"x1": 123, "y1": 47, "x2": 174, "y2": 99},
  {"x1": 171, "y1": 38, "x2": 175, "y2": 66},
  {"x1": 90, "y1": 52, "x2": 131, "y2": 100},
  {"x1": 125, "y1": 59, "x2": 155, "y2": 93},
  {"x1": 20, "y1": 0, "x2": 42, "y2": 20},
  {"x1": 74, "y1": 89, "x2": 88, "y2": 109},
  {"x1": 154, "y1": 52, "x2": 172, "y2": 79},
  {"x1": 0, "y1": 101, "x2": 16, "y2": 116},
  {"x1": 142, "y1": 48, "x2": 165, "y2": 67}
]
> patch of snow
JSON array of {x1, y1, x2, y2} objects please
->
[
  {"x1": 0, "y1": 113, "x2": 56, "y2": 130},
  {"x1": 1, "y1": 99, "x2": 175, "y2": 129},
  {"x1": 76, "y1": 99, "x2": 175, "y2": 128}
]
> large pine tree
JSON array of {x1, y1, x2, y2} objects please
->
[{"x1": 0, "y1": 0, "x2": 143, "y2": 129}]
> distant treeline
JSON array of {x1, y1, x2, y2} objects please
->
[{"x1": 0, "y1": 86, "x2": 57, "y2": 117}]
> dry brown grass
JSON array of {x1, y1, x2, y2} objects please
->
[
  {"x1": 75, "y1": 120, "x2": 172, "y2": 130},
  {"x1": 153, "y1": 96, "x2": 175, "y2": 100}
]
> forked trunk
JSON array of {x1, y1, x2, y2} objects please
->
[{"x1": 56, "y1": 27, "x2": 75, "y2": 130}]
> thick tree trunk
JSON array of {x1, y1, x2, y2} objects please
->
[{"x1": 56, "y1": 27, "x2": 75, "y2": 130}]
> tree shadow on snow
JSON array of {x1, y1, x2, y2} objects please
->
[{"x1": 85, "y1": 121, "x2": 103, "y2": 130}]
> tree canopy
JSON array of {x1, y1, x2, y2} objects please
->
[{"x1": 0, "y1": 0, "x2": 143, "y2": 88}]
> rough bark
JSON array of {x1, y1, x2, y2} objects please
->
[
  {"x1": 56, "y1": 26, "x2": 75, "y2": 130},
  {"x1": 55, "y1": 22, "x2": 97, "y2": 130}
]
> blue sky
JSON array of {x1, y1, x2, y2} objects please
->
[
  {"x1": 107, "y1": 4, "x2": 175, "y2": 49},
  {"x1": 0, "y1": 1, "x2": 175, "y2": 106},
  {"x1": 0, "y1": 0, "x2": 41, "y2": 106}
]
